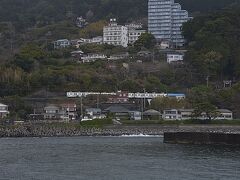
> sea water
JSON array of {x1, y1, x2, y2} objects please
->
[{"x1": 0, "y1": 136, "x2": 239, "y2": 180}]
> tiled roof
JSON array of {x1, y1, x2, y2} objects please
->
[{"x1": 105, "y1": 105, "x2": 129, "y2": 113}]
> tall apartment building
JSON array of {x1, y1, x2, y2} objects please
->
[
  {"x1": 103, "y1": 19, "x2": 129, "y2": 47},
  {"x1": 148, "y1": 0, "x2": 190, "y2": 47}
]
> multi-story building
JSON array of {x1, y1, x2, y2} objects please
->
[
  {"x1": 167, "y1": 52, "x2": 184, "y2": 63},
  {"x1": 125, "y1": 23, "x2": 143, "y2": 30},
  {"x1": 60, "y1": 103, "x2": 78, "y2": 121},
  {"x1": 128, "y1": 29, "x2": 146, "y2": 45},
  {"x1": 148, "y1": 0, "x2": 191, "y2": 47},
  {"x1": 53, "y1": 39, "x2": 71, "y2": 49},
  {"x1": 81, "y1": 53, "x2": 107, "y2": 63},
  {"x1": 91, "y1": 36, "x2": 103, "y2": 44},
  {"x1": 103, "y1": 19, "x2": 129, "y2": 47},
  {"x1": 71, "y1": 36, "x2": 103, "y2": 48},
  {"x1": 76, "y1": 16, "x2": 88, "y2": 28},
  {"x1": 162, "y1": 109, "x2": 234, "y2": 120},
  {"x1": 43, "y1": 103, "x2": 78, "y2": 122}
]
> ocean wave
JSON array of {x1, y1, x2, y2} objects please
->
[{"x1": 121, "y1": 134, "x2": 163, "y2": 137}]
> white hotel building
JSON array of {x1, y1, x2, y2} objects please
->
[
  {"x1": 103, "y1": 19, "x2": 129, "y2": 47},
  {"x1": 148, "y1": 0, "x2": 191, "y2": 47},
  {"x1": 103, "y1": 19, "x2": 146, "y2": 47}
]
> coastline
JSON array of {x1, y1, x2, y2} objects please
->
[{"x1": 1, "y1": 124, "x2": 240, "y2": 138}]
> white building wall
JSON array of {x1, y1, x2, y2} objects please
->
[
  {"x1": 167, "y1": 53, "x2": 184, "y2": 63},
  {"x1": 128, "y1": 30, "x2": 146, "y2": 44},
  {"x1": 103, "y1": 21, "x2": 129, "y2": 47}
]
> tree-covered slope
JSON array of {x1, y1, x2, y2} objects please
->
[
  {"x1": 0, "y1": 0, "x2": 239, "y2": 30},
  {"x1": 183, "y1": 6, "x2": 240, "y2": 83}
]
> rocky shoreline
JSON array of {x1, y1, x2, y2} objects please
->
[{"x1": 1, "y1": 125, "x2": 240, "y2": 138}]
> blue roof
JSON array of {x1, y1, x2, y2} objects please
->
[{"x1": 167, "y1": 93, "x2": 185, "y2": 97}]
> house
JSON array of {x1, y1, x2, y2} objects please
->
[
  {"x1": 160, "y1": 41, "x2": 170, "y2": 49},
  {"x1": 0, "y1": 103, "x2": 9, "y2": 119},
  {"x1": 216, "y1": 109, "x2": 233, "y2": 120},
  {"x1": 163, "y1": 108, "x2": 234, "y2": 121},
  {"x1": 53, "y1": 39, "x2": 70, "y2": 49},
  {"x1": 76, "y1": 16, "x2": 88, "y2": 28},
  {"x1": 85, "y1": 108, "x2": 106, "y2": 119},
  {"x1": 43, "y1": 104, "x2": 76, "y2": 122},
  {"x1": 178, "y1": 109, "x2": 194, "y2": 120},
  {"x1": 81, "y1": 53, "x2": 107, "y2": 63},
  {"x1": 108, "y1": 53, "x2": 129, "y2": 61},
  {"x1": 71, "y1": 50, "x2": 84, "y2": 59},
  {"x1": 129, "y1": 111, "x2": 142, "y2": 120},
  {"x1": 71, "y1": 38, "x2": 91, "y2": 48},
  {"x1": 91, "y1": 36, "x2": 103, "y2": 44},
  {"x1": 163, "y1": 109, "x2": 181, "y2": 120},
  {"x1": 72, "y1": 37, "x2": 103, "y2": 48},
  {"x1": 86, "y1": 108, "x2": 101, "y2": 116},
  {"x1": 81, "y1": 116, "x2": 93, "y2": 122},
  {"x1": 71, "y1": 39, "x2": 89, "y2": 48},
  {"x1": 104, "y1": 105, "x2": 130, "y2": 119},
  {"x1": 143, "y1": 109, "x2": 161, "y2": 120},
  {"x1": 71, "y1": 39, "x2": 80, "y2": 48},
  {"x1": 28, "y1": 114, "x2": 44, "y2": 122},
  {"x1": 167, "y1": 53, "x2": 184, "y2": 64},
  {"x1": 137, "y1": 50, "x2": 152, "y2": 57},
  {"x1": 43, "y1": 105, "x2": 60, "y2": 120},
  {"x1": 100, "y1": 102, "x2": 139, "y2": 112},
  {"x1": 29, "y1": 103, "x2": 78, "y2": 123},
  {"x1": 60, "y1": 103, "x2": 78, "y2": 121}
]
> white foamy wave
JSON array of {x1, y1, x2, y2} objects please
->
[{"x1": 121, "y1": 134, "x2": 163, "y2": 137}]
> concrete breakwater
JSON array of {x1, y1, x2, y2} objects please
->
[
  {"x1": 0, "y1": 125, "x2": 165, "y2": 137},
  {"x1": 164, "y1": 132, "x2": 240, "y2": 145},
  {"x1": 1, "y1": 125, "x2": 240, "y2": 138}
]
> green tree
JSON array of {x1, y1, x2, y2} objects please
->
[
  {"x1": 151, "y1": 97, "x2": 188, "y2": 112},
  {"x1": 79, "y1": 20, "x2": 107, "y2": 38},
  {"x1": 193, "y1": 102, "x2": 218, "y2": 122},
  {"x1": 188, "y1": 85, "x2": 217, "y2": 122},
  {"x1": 134, "y1": 32, "x2": 156, "y2": 50},
  {"x1": 183, "y1": 7, "x2": 240, "y2": 82}
]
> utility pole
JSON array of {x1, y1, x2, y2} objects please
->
[
  {"x1": 80, "y1": 96, "x2": 83, "y2": 118},
  {"x1": 206, "y1": 76, "x2": 209, "y2": 87},
  {"x1": 141, "y1": 97, "x2": 144, "y2": 121},
  {"x1": 8, "y1": 22, "x2": 15, "y2": 53},
  {"x1": 97, "y1": 94, "x2": 99, "y2": 109},
  {"x1": 143, "y1": 88, "x2": 146, "y2": 109},
  {"x1": 152, "y1": 48, "x2": 155, "y2": 63}
]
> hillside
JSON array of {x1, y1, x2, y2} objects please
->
[
  {"x1": 1, "y1": 0, "x2": 239, "y2": 59},
  {"x1": 0, "y1": 0, "x2": 239, "y2": 28},
  {"x1": 183, "y1": 6, "x2": 240, "y2": 83},
  {"x1": 0, "y1": 0, "x2": 240, "y2": 118}
]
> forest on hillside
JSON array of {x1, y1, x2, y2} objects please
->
[
  {"x1": 0, "y1": 0, "x2": 240, "y2": 93},
  {"x1": 1, "y1": 0, "x2": 239, "y2": 60},
  {"x1": 183, "y1": 6, "x2": 240, "y2": 83},
  {"x1": 0, "y1": 0, "x2": 240, "y2": 117},
  {"x1": 0, "y1": 0, "x2": 239, "y2": 29}
]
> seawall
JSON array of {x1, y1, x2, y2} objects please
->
[
  {"x1": 164, "y1": 132, "x2": 240, "y2": 145},
  {"x1": 1, "y1": 124, "x2": 240, "y2": 138}
]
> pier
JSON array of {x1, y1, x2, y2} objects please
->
[{"x1": 164, "y1": 132, "x2": 240, "y2": 145}]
